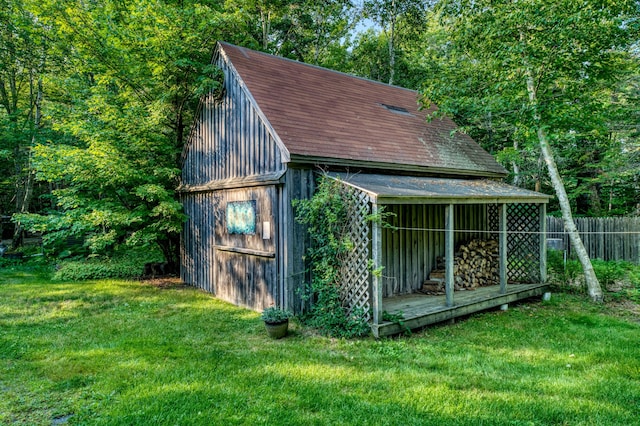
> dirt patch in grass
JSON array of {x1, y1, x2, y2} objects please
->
[
  {"x1": 608, "y1": 298, "x2": 640, "y2": 323},
  {"x1": 139, "y1": 276, "x2": 187, "y2": 289}
]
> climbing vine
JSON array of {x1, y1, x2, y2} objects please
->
[{"x1": 293, "y1": 175, "x2": 392, "y2": 338}]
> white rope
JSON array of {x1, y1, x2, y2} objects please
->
[{"x1": 390, "y1": 226, "x2": 640, "y2": 235}]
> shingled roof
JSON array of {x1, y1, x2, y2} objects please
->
[{"x1": 219, "y1": 42, "x2": 507, "y2": 178}]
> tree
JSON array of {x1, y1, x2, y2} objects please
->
[
  {"x1": 362, "y1": 0, "x2": 429, "y2": 84},
  {"x1": 421, "y1": 0, "x2": 640, "y2": 301},
  {"x1": 0, "y1": 0, "x2": 49, "y2": 248},
  {"x1": 276, "y1": 0, "x2": 355, "y2": 66},
  {"x1": 224, "y1": 0, "x2": 355, "y2": 66},
  {"x1": 17, "y1": 0, "x2": 224, "y2": 266},
  {"x1": 12, "y1": 0, "x2": 363, "y2": 265}
]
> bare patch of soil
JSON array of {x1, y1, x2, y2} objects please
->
[
  {"x1": 139, "y1": 276, "x2": 187, "y2": 290},
  {"x1": 607, "y1": 298, "x2": 640, "y2": 323}
]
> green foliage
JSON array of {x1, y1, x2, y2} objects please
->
[
  {"x1": 260, "y1": 306, "x2": 293, "y2": 324},
  {"x1": 224, "y1": 0, "x2": 354, "y2": 66},
  {"x1": 293, "y1": 175, "x2": 372, "y2": 338},
  {"x1": 627, "y1": 269, "x2": 640, "y2": 303},
  {"x1": 382, "y1": 310, "x2": 411, "y2": 336},
  {"x1": 0, "y1": 256, "x2": 26, "y2": 269},
  {"x1": 0, "y1": 0, "x2": 52, "y2": 229},
  {"x1": 10, "y1": 0, "x2": 224, "y2": 261},
  {"x1": 590, "y1": 260, "x2": 640, "y2": 303},
  {"x1": 547, "y1": 251, "x2": 588, "y2": 293},
  {"x1": 591, "y1": 260, "x2": 632, "y2": 288},
  {"x1": 358, "y1": 0, "x2": 429, "y2": 86},
  {"x1": 53, "y1": 259, "x2": 142, "y2": 281},
  {"x1": 419, "y1": 0, "x2": 640, "y2": 215},
  {"x1": 6, "y1": 0, "x2": 366, "y2": 262},
  {"x1": 548, "y1": 252, "x2": 640, "y2": 300},
  {"x1": 53, "y1": 247, "x2": 163, "y2": 281}
]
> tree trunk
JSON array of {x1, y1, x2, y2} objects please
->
[
  {"x1": 261, "y1": 9, "x2": 271, "y2": 51},
  {"x1": 525, "y1": 70, "x2": 603, "y2": 302},
  {"x1": 387, "y1": 0, "x2": 396, "y2": 85},
  {"x1": 11, "y1": 170, "x2": 34, "y2": 249},
  {"x1": 158, "y1": 233, "x2": 181, "y2": 275},
  {"x1": 11, "y1": 75, "x2": 42, "y2": 250},
  {"x1": 512, "y1": 138, "x2": 521, "y2": 186}
]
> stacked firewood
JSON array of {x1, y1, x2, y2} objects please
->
[{"x1": 422, "y1": 239, "x2": 499, "y2": 294}]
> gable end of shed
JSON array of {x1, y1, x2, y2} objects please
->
[{"x1": 180, "y1": 45, "x2": 289, "y2": 189}]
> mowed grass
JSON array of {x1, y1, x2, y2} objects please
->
[{"x1": 1, "y1": 267, "x2": 639, "y2": 425}]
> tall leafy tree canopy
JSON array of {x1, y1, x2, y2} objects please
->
[
  {"x1": 6, "y1": 0, "x2": 360, "y2": 262},
  {"x1": 420, "y1": 0, "x2": 640, "y2": 216},
  {"x1": 3, "y1": 0, "x2": 639, "y2": 275},
  {"x1": 418, "y1": 0, "x2": 640, "y2": 300},
  {"x1": 14, "y1": 0, "x2": 226, "y2": 264}
]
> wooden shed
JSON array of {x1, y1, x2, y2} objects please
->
[{"x1": 179, "y1": 42, "x2": 550, "y2": 336}]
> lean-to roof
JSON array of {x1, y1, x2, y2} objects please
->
[{"x1": 326, "y1": 173, "x2": 550, "y2": 204}]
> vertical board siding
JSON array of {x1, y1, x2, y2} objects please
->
[
  {"x1": 180, "y1": 192, "x2": 216, "y2": 293},
  {"x1": 547, "y1": 217, "x2": 640, "y2": 263},
  {"x1": 182, "y1": 185, "x2": 279, "y2": 310},
  {"x1": 381, "y1": 204, "x2": 487, "y2": 298},
  {"x1": 283, "y1": 168, "x2": 316, "y2": 313},
  {"x1": 181, "y1": 53, "x2": 285, "y2": 186},
  {"x1": 213, "y1": 185, "x2": 278, "y2": 311},
  {"x1": 215, "y1": 252, "x2": 277, "y2": 311},
  {"x1": 180, "y1": 51, "x2": 288, "y2": 308}
]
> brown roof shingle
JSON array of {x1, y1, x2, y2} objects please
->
[{"x1": 219, "y1": 42, "x2": 507, "y2": 177}]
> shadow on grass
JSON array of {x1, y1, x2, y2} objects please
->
[{"x1": 1, "y1": 271, "x2": 639, "y2": 425}]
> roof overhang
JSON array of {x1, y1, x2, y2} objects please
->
[
  {"x1": 325, "y1": 173, "x2": 550, "y2": 205},
  {"x1": 291, "y1": 155, "x2": 508, "y2": 179},
  {"x1": 177, "y1": 171, "x2": 285, "y2": 193}
]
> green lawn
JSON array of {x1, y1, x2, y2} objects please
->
[{"x1": 1, "y1": 266, "x2": 639, "y2": 425}]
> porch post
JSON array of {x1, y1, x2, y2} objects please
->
[
  {"x1": 539, "y1": 203, "x2": 547, "y2": 283},
  {"x1": 499, "y1": 203, "x2": 507, "y2": 294},
  {"x1": 371, "y1": 202, "x2": 383, "y2": 331},
  {"x1": 445, "y1": 203, "x2": 454, "y2": 307}
]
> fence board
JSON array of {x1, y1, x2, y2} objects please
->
[{"x1": 546, "y1": 217, "x2": 640, "y2": 264}]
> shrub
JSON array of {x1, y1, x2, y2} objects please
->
[
  {"x1": 293, "y1": 175, "x2": 391, "y2": 339},
  {"x1": 54, "y1": 246, "x2": 163, "y2": 281},
  {"x1": 547, "y1": 250, "x2": 584, "y2": 289},
  {"x1": 591, "y1": 259, "x2": 632, "y2": 288},
  {"x1": 549, "y1": 252, "x2": 640, "y2": 303},
  {"x1": 260, "y1": 307, "x2": 293, "y2": 324}
]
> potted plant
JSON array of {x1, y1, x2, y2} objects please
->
[{"x1": 261, "y1": 306, "x2": 292, "y2": 339}]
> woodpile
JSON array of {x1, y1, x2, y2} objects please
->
[{"x1": 422, "y1": 239, "x2": 499, "y2": 294}]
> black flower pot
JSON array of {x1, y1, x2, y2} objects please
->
[{"x1": 264, "y1": 319, "x2": 288, "y2": 339}]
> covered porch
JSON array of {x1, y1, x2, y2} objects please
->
[
  {"x1": 330, "y1": 173, "x2": 550, "y2": 337},
  {"x1": 375, "y1": 283, "x2": 549, "y2": 336}
]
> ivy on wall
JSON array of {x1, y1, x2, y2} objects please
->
[{"x1": 294, "y1": 175, "x2": 393, "y2": 338}]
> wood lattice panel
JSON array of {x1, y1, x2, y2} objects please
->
[
  {"x1": 337, "y1": 186, "x2": 372, "y2": 322},
  {"x1": 486, "y1": 203, "x2": 542, "y2": 283},
  {"x1": 507, "y1": 203, "x2": 541, "y2": 283},
  {"x1": 487, "y1": 203, "x2": 500, "y2": 240}
]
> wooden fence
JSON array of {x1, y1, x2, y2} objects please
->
[{"x1": 546, "y1": 217, "x2": 640, "y2": 264}]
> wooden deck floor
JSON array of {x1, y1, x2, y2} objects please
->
[{"x1": 373, "y1": 283, "x2": 550, "y2": 337}]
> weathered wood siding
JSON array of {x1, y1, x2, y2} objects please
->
[
  {"x1": 282, "y1": 168, "x2": 316, "y2": 313},
  {"x1": 181, "y1": 185, "x2": 279, "y2": 311},
  {"x1": 181, "y1": 51, "x2": 286, "y2": 186},
  {"x1": 547, "y1": 216, "x2": 640, "y2": 264},
  {"x1": 380, "y1": 204, "x2": 487, "y2": 297},
  {"x1": 180, "y1": 50, "x2": 288, "y2": 310},
  {"x1": 213, "y1": 186, "x2": 278, "y2": 310},
  {"x1": 181, "y1": 192, "x2": 215, "y2": 293}
]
